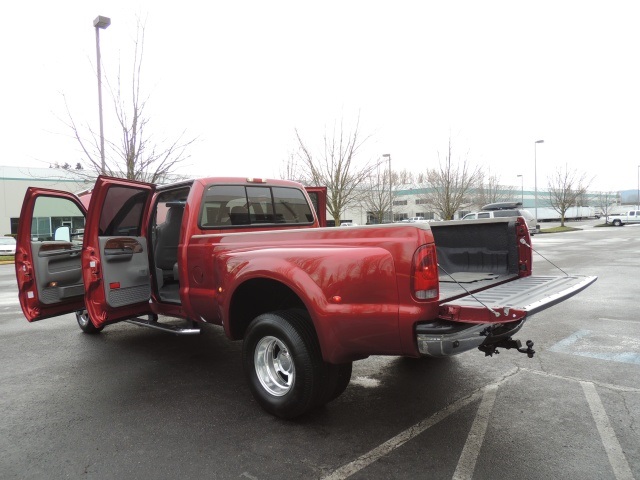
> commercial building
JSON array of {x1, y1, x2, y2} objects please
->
[{"x1": 0, "y1": 166, "x2": 95, "y2": 237}]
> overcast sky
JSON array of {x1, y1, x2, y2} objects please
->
[{"x1": 2, "y1": 1, "x2": 639, "y2": 192}]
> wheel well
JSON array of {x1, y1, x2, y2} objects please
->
[{"x1": 228, "y1": 278, "x2": 307, "y2": 339}]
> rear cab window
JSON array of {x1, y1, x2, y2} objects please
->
[{"x1": 199, "y1": 184, "x2": 314, "y2": 228}]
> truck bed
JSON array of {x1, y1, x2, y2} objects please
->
[
  {"x1": 438, "y1": 272, "x2": 519, "y2": 302},
  {"x1": 431, "y1": 218, "x2": 520, "y2": 303},
  {"x1": 430, "y1": 219, "x2": 596, "y2": 313}
]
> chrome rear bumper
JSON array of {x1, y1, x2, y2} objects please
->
[{"x1": 416, "y1": 319, "x2": 526, "y2": 357}]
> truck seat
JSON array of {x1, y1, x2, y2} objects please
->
[
  {"x1": 155, "y1": 205, "x2": 184, "y2": 278},
  {"x1": 230, "y1": 206, "x2": 250, "y2": 225}
]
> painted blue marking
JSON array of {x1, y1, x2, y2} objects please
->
[{"x1": 549, "y1": 330, "x2": 640, "y2": 366}]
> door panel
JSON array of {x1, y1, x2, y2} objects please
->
[
  {"x1": 100, "y1": 237, "x2": 151, "y2": 308},
  {"x1": 83, "y1": 176, "x2": 155, "y2": 327},
  {"x1": 15, "y1": 188, "x2": 87, "y2": 322},
  {"x1": 31, "y1": 242, "x2": 84, "y2": 304}
]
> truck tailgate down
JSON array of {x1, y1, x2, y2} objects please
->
[{"x1": 441, "y1": 275, "x2": 597, "y2": 317}]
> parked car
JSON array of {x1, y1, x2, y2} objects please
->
[
  {"x1": 463, "y1": 202, "x2": 539, "y2": 235},
  {"x1": 0, "y1": 236, "x2": 17, "y2": 255}
]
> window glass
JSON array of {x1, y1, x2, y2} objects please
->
[
  {"x1": 247, "y1": 186, "x2": 274, "y2": 223},
  {"x1": 478, "y1": 212, "x2": 491, "y2": 218},
  {"x1": 200, "y1": 185, "x2": 247, "y2": 226},
  {"x1": 272, "y1": 187, "x2": 313, "y2": 223},
  {"x1": 31, "y1": 196, "x2": 85, "y2": 242},
  {"x1": 518, "y1": 210, "x2": 535, "y2": 220},
  {"x1": 492, "y1": 210, "x2": 518, "y2": 218},
  {"x1": 99, "y1": 187, "x2": 148, "y2": 236},
  {"x1": 200, "y1": 185, "x2": 313, "y2": 227}
]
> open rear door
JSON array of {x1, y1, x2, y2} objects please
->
[
  {"x1": 15, "y1": 188, "x2": 88, "y2": 321},
  {"x1": 304, "y1": 186, "x2": 327, "y2": 227},
  {"x1": 82, "y1": 176, "x2": 155, "y2": 328}
]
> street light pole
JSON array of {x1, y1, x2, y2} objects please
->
[
  {"x1": 383, "y1": 154, "x2": 392, "y2": 222},
  {"x1": 94, "y1": 15, "x2": 111, "y2": 175},
  {"x1": 637, "y1": 165, "x2": 639, "y2": 210},
  {"x1": 534, "y1": 140, "x2": 544, "y2": 223},
  {"x1": 517, "y1": 174, "x2": 524, "y2": 204}
]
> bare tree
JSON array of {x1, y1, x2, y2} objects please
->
[
  {"x1": 294, "y1": 116, "x2": 376, "y2": 225},
  {"x1": 395, "y1": 169, "x2": 415, "y2": 186},
  {"x1": 279, "y1": 153, "x2": 306, "y2": 184},
  {"x1": 594, "y1": 191, "x2": 616, "y2": 218},
  {"x1": 473, "y1": 170, "x2": 517, "y2": 206},
  {"x1": 547, "y1": 166, "x2": 590, "y2": 227},
  {"x1": 62, "y1": 19, "x2": 196, "y2": 184},
  {"x1": 418, "y1": 137, "x2": 480, "y2": 220},
  {"x1": 359, "y1": 165, "x2": 392, "y2": 224}
]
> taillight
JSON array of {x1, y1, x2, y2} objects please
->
[{"x1": 411, "y1": 244, "x2": 439, "y2": 300}]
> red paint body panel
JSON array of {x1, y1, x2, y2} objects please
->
[{"x1": 183, "y1": 223, "x2": 439, "y2": 362}]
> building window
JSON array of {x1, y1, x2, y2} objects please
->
[
  {"x1": 393, "y1": 200, "x2": 407, "y2": 206},
  {"x1": 415, "y1": 199, "x2": 429, "y2": 205}
]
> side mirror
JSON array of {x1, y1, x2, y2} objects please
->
[{"x1": 54, "y1": 226, "x2": 71, "y2": 242}]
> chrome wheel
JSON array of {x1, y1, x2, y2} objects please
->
[
  {"x1": 75, "y1": 310, "x2": 102, "y2": 334},
  {"x1": 254, "y1": 336, "x2": 295, "y2": 396},
  {"x1": 243, "y1": 310, "x2": 325, "y2": 418},
  {"x1": 77, "y1": 311, "x2": 90, "y2": 327}
]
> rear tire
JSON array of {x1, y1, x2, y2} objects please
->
[
  {"x1": 243, "y1": 310, "x2": 324, "y2": 419},
  {"x1": 613, "y1": 219, "x2": 622, "y2": 226},
  {"x1": 75, "y1": 310, "x2": 103, "y2": 334},
  {"x1": 322, "y1": 362, "x2": 352, "y2": 404}
]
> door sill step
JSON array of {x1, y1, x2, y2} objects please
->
[{"x1": 126, "y1": 316, "x2": 201, "y2": 335}]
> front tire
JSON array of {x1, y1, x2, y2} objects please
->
[
  {"x1": 243, "y1": 310, "x2": 324, "y2": 419},
  {"x1": 75, "y1": 310, "x2": 103, "y2": 334}
]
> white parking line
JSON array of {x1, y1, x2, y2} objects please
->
[
  {"x1": 452, "y1": 384, "x2": 498, "y2": 480},
  {"x1": 581, "y1": 382, "x2": 635, "y2": 480},
  {"x1": 321, "y1": 368, "x2": 518, "y2": 480},
  {"x1": 323, "y1": 367, "x2": 638, "y2": 480},
  {"x1": 523, "y1": 368, "x2": 640, "y2": 393}
]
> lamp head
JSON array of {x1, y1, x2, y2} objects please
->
[{"x1": 94, "y1": 16, "x2": 111, "y2": 29}]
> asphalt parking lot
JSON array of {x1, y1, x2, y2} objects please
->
[{"x1": 1, "y1": 222, "x2": 638, "y2": 479}]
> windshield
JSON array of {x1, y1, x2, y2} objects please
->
[{"x1": 0, "y1": 237, "x2": 16, "y2": 245}]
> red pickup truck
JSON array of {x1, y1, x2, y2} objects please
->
[{"x1": 15, "y1": 176, "x2": 596, "y2": 418}]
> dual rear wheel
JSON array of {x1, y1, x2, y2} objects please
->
[{"x1": 243, "y1": 310, "x2": 352, "y2": 419}]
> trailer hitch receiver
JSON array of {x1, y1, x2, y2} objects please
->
[{"x1": 478, "y1": 338, "x2": 535, "y2": 358}]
